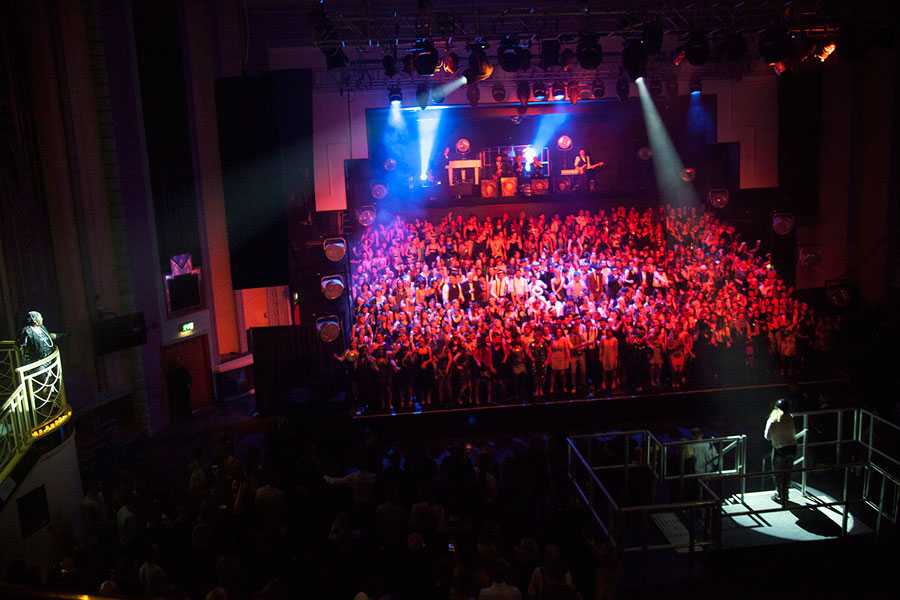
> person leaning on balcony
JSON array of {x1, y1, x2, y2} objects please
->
[{"x1": 17, "y1": 310, "x2": 57, "y2": 363}]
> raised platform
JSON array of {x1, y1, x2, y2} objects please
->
[{"x1": 720, "y1": 487, "x2": 871, "y2": 547}]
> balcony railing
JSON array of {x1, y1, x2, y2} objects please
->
[{"x1": 0, "y1": 342, "x2": 71, "y2": 482}]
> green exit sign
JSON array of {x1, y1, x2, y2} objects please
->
[{"x1": 179, "y1": 321, "x2": 195, "y2": 334}]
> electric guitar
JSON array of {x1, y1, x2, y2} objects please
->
[{"x1": 574, "y1": 161, "x2": 606, "y2": 175}]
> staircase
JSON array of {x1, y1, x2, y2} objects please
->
[{"x1": 0, "y1": 342, "x2": 71, "y2": 483}]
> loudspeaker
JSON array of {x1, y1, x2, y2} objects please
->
[
  {"x1": 345, "y1": 159, "x2": 373, "y2": 211},
  {"x1": 481, "y1": 179, "x2": 498, "y2": 198},
  {"x1": 216, "y1": 69, "x2": 313, "y2": 289},
  {"x1": 450, "y1": 182, "x2": 474, "y2": 197},
  {"x1": 167, "y1": 273, "x2": 203, "y2": 313},
  {"x1": 501, "y1": 177, "x2": 518, "y2": 197},
  {"x1": 95, "y1": 313, "x2": 147, "y2": 355}
]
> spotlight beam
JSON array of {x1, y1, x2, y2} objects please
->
[{"x1": 635, "y1": 78, "x2": 696, "y2": 206}]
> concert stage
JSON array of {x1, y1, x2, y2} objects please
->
[{"x1": 350, "y1": 379, "x2": 849, "y2": 446}]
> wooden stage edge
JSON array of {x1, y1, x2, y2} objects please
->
[{"x1": 351, "y1": 377, "x2": 849, "y2": 421}]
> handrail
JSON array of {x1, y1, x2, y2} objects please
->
[{"x1": 0, "y1": 345, "x2": 71, "y2": 482}]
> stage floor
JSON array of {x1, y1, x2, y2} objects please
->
[{"x1": 719, "y1": 487, "x2": 872, "y2": 547}]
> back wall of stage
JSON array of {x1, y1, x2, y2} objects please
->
[{"x1": 265, "y1": 47, "x2": 779, "y2": 212}]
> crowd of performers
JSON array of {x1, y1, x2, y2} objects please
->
[{"x1": 337, "y1": 205, "x2": 839, "y2": 412}]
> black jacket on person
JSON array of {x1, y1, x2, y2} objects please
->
[{"x1": 17, "y1": 325, "x2": 54, "y2": 363}]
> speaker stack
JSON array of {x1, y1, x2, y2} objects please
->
[{"x1": 291, "y1": 212, "x2": 352, "y2": 350}]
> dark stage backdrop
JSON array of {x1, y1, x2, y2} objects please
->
[
  {"x1": 365, "y1": 95, "x2": 718, "y2": 200},
  {"x1": 216, "y1": 69, "x2": 313, "y2": 289}
]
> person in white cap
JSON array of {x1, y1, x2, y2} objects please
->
[{"x1": 764, "y1": 398, "x2": 797, "y2": 506}]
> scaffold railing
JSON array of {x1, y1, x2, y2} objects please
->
[
  {"x1": 0, "y1": 342, "x2": 71, "y2": 482},
  {"x1": 569, "y1": 408, "x2": 900, "y2": 553}
]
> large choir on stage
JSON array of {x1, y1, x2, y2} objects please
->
[{"x1": 339, "y1": 205, "x2": 839, "y2": 412}]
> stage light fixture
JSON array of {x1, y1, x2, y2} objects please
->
[
  {"x1": 642, "y1": 20, "x2": 664, "y2": 54},
  {"x1": 455, "y1": 138, "x2": 471, "y2": 154},
  {"x1": 540, "y1": 39, "x2": 561, "y2": 69},
  {"x1": 637, "y1": 146, "x2": 653, "y2": 160},
  {"x1": 723, "y1": 32, "x2": 748, "y2": 61},
  {"x1": 592, "y1": 79, "x2": 605, "y2": 98},
  {"x1": 382, "y1": 54, "x2": 398, "y2": 77},
  {"x1": 401, "y1": 54, "x2": 415, "y2": 76},
  {"x1": 383, "y1": 158, "x2": 397, "y2": 172},
  {"x1": 431, "y1": 86, "x2": 445, "y2": 104},
  {"x1": 416, "y1": 83, "x2": 430, "y2": 109},
  {"x1": 320, "y1": 275, "x2": 346, "y2": 300},
  {"x1": 689, "y1": 80, "x2": 702, "y2": 95},
  {"x1": 466, "y1": 83, "x2": 480, "y2": 106},
  {"x1": 492, "y1": 82, "x2": 507, "y2": 102},
  {"x1": 680, "y1": 167, "x2": 697, "y2": 182},
  {"x1": 322, "y1": 46, "x2": 348, "y2": 71},
  {"x1": 814, "y1": 41, "x2": 837, "y2": 62},
  {"x1": 557, "y1": 134, "x2": 573, "y2": 150},
  {"x1": 759, "y1": 27, "x2": 791, "y2": 64},
  {"x1": 323, "y1": 238, "x2": 347, "y2": 262},
  {"x1": 442, "y1": 51, "x2": 460, "y2": 74},
  {"x1": 622, "y1": 39, "x2": 647, "y2": 81},
  {"x1": 464, "y1": 39, "x2": 493, "y2": 83},
  {"x1": 559, "y1": 48, "x2": 577, "y2": 69},
  {"x1": 576, "y1": 34, "x2": 603, "y2": 69},
  {"x1": 532, "y1": 81, "x2": 547, "y2": 101},
  {"x1": 316, "y1": 316, "x2": 341, "y2": 343},
  {"x1": 672, "y1": 46, "x2": 686, "y2": 67},
  {"x1": 573, "y1": 81, "x2": 590, "y2": 102},
  {"x1": 413, "y1": 39, "x2": 440, "y2": 75},
  {"x1": 356, "y1": 205, "x2": 376, "y2": 227},
  {"x1": 516, "y1": 81, "x2": 531, "y2": 106},
  {"x1": 387, "y1": 85, "x2": 402, "y2": 105},
  {"x1": 552, "y1": 81, "x2": 566, "y2": 101},
  {"x1": 685, "y1": 31, "x2": 710, "y2": 65},
  {"x1": 616, "y1": 74, "x2": 629, "y2": 101},
  {"x1": 498, "y1": 35, "x2": 530, "y2": 72}
]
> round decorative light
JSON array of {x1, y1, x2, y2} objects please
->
[
  {"x1": 356, "y1": 205, "x2": 376, "y2": 227},
  {"x1": 371, "y1": 183, "x2": 389, "y2": 200},
  {"x1": 323, "y1": 238, "x2": 347, "y2": 262},
  {"x1": 708, "y1": 189, "x2": 729, "y2": 209},
  {"x1": 316, "y1": 317, "x2": 341, "y2": 343},
  {"x1": 321, "y1": 276, "x2": 346, "y2": 300},
  {"x1": 455, "y1": 137, "x2": 471, "y2": 154},
  {"x1": 557, "y1": 135, "x2": 573, "y2": 151},
  {"x1": 680, "y1": 167, "x2": 696, "y2": 182},
  {"x1": 772, "y1": 213, "x2": 796, "y2": 236}
]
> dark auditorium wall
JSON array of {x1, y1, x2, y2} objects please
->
[{"x1": 132, "y1": 0, "x2": 203, "y2": 274}]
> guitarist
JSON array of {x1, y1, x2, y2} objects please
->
[{"x1": 573, "y1": 147, "x2": 604, "y2": 190}]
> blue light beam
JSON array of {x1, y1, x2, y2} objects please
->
[{"x1": 417, "y1": 110, "x2": 442, "y2": 181}]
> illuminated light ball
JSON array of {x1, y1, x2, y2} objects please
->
[
  {"x1": 371, "y1": 182, "x2": 389, "y2": 200},
  {"x1": 557, "y1": 134, "x2": 573, "y2": 151},
  {"x1": 680, "y1": 167, "x2": 696, "y2": 182},
  {"x1": 455, "y1": 137, "x2": 471, "y2": 154},
  {"x1": 356, "y1": 206, "x2": 376, "y2": 227}
]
